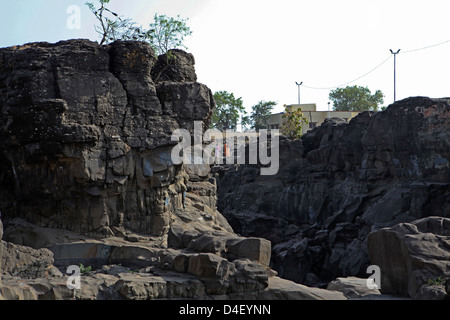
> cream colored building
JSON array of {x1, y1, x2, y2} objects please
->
[{"x1": 266, "y1": 104, "x2": 361, "y2": 135}]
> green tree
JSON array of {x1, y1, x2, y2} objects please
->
[
  {"x1": 280, "y1": 105, "x2": 309, "y2": 139},
  {"x1": 148, "y1": 14, "x2": 192, "y2": 56},
  {"x1": 240, "y1": 114, "x2": 252, "y2": 132},
  {"x1": 211, "y1": 91, "x2": 246, "y2": 131},
  {"x1": 329, "y1": 85, "x2": 384, "y2": 111},
  {"x1": 86, "y1": 1, "x2": 192, "y2": 56},
  {"x1": 249, "y1": 101, "x2": 277, "y2": 130}
]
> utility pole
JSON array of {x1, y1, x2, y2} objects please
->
[
  {"x1": 328, "y1": 101, "x2": 331, "y2": 119},
  {"x1": 390, "y1": 49, "x2": 401, "y2": 102},
  {"x1": 295, "y1": 81, "x2": 303, "y2": 107}
]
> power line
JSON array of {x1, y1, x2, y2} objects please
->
[
  {"x1": 390, "y1": 49, "x2": 401, "y2": 102},
  {"x1": 299, "y1": 38, "x2": 450, "y2": 91},
  {"x1": 401, "y1": 39, "x2": 450, "y2": 54},
  {"x1": 302, "y1": 55, "x2": 392, "y2": 90}
]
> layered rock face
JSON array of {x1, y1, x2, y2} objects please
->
[
  {"x1": 218, "y1": 97, "x2": 450, "y2": 288},
  {"x1": 0, "y1": 39, "x2": 215, "y2": 237}
]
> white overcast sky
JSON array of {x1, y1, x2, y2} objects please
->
[{"x1": 1, "y1": 0, "x2": 449, "y2": 113}]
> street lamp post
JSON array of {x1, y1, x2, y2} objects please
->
[
  {"x1": 295, "y1": 81, "x2": 303, "y2": 107},
  {"x1": 390, "y1": 49, "x2": 401, "y2": 102}
]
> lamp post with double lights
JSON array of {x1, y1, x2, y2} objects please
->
[{"x1": 390, "y1": 49, "x2": 401, "y2": 102}]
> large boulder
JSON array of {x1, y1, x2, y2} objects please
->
[
  {"x1": 1, "y1": 241, "x2": 54, "y2": 279},
  {"x1": 252, "y1": 277, "x2": 347, "y2": 300},
  {"x1": 326, "y1": 276, "x2": 381, "y2": 299},
  {"x1": 151, "y1": 49, "x2": 197, "y2": 83},
  {"x1": 367, "y1": 216, "x2": 450, "y2": 298}
]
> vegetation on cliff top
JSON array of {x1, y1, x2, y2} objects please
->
[{"x1": 85, "y1": 0, "x2": 192, "y2": 56}]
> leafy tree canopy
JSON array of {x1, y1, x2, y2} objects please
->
[
  {"x1": 149, "y1": 14, "x2": 192, "y2": 56},
  {"x1": 249, "y1": 101, "x2": 277, "y2": 130},
  {"x1": 329, "y1": 85, "x2": 384, "y2": 112},
  {"x1": 280, "y1": 105, "x2": 309, "y2": 140},
  {"x1": 86, "y1": 0, "x2": 192, "y2": 56},
  {"x1": 211, "y1": 91, "x2": 246, "y2": 131}
]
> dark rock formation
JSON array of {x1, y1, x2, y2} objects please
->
[
  {"x1": 1, "y1": 38, "x2": 448, "y2": 300},
  {"x1": 0, "y1": 39, "x2": 349, "y2": 300},
  {"x1": 0, "y1": 39, "x2": 214, "y2": 237},
  {"x1": 151, "y1": 49, "x2": 197, "y2": 83},
  {"x1": 368, "y1": 216, "x2": 450, "y2": 299},
  {"x1": 217, "y1": 97, "x2": 450, "y2": 286}
]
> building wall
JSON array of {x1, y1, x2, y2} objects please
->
[{"x1": 267, "y1": 104, "x2": 361, "y2": 135}]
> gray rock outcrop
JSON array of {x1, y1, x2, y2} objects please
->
[
  {"x1": 0, "y1": 217, "x2": 348, "y2": 300},
  {"x1": 217, "y1": 97, "x2": 450, "y2": 286},
  {"x1": 151, "y1": 49, "x2": 197, "y2": 83},
  {"x1": 326, "y1": 276, "x2": 381, "y2": 299},
  {"x1": 2, "y1": 38, "x2": 448, "y2": 301},
  {"x1": 0, "y1": 39, "x2": 349, "y2": 300},
  {"x1": 0, "y1": 39, "x2": 217, "y2": 237},
  {"x1": 368, "y1": 216, "x2": 450, "y2": 299}
]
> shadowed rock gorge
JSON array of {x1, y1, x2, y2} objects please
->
[{"x1": 217, "y1": 97, "x2": 450, "y2": 298}]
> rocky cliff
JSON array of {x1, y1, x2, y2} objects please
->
[
  {"x1": 1, "y1": 39, "x2": 448, "y2": 300},
  {"x1": 0, "y1": 39, "x2": 217, "y2": 237},
  {"x1": 0, "y1": 39, "x2": 352, "y2": 300},
  {"x1": 217, "y1": 97, "x2": 450, "y2": 297}
]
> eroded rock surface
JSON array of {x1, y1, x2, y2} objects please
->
[
  {"x1": 0, "y1": 39, "x2": 216, "y2": 237},
  {"x1": 2, "y1": 39, "x2": 448, "y2": 300},
  {"x1": 0, "y1": 39, "x2": 348, "y2": 300},
  {"x1": 368, "y1": 216, "x2": 450, "y2": 299},
  {"x1": 217, "y1": 97, "x2": 450, "y2": 287}
]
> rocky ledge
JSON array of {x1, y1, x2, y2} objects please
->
[{"x1": 0, "y1": 223, "x2": 349, "y2": 300}]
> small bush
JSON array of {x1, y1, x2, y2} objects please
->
[
  {"x1": 79, "y1": 263, "x2": 92, "y2": 273},
  {"x1": 427, "y1": 277, "x2": 444, "y2": 286}
]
